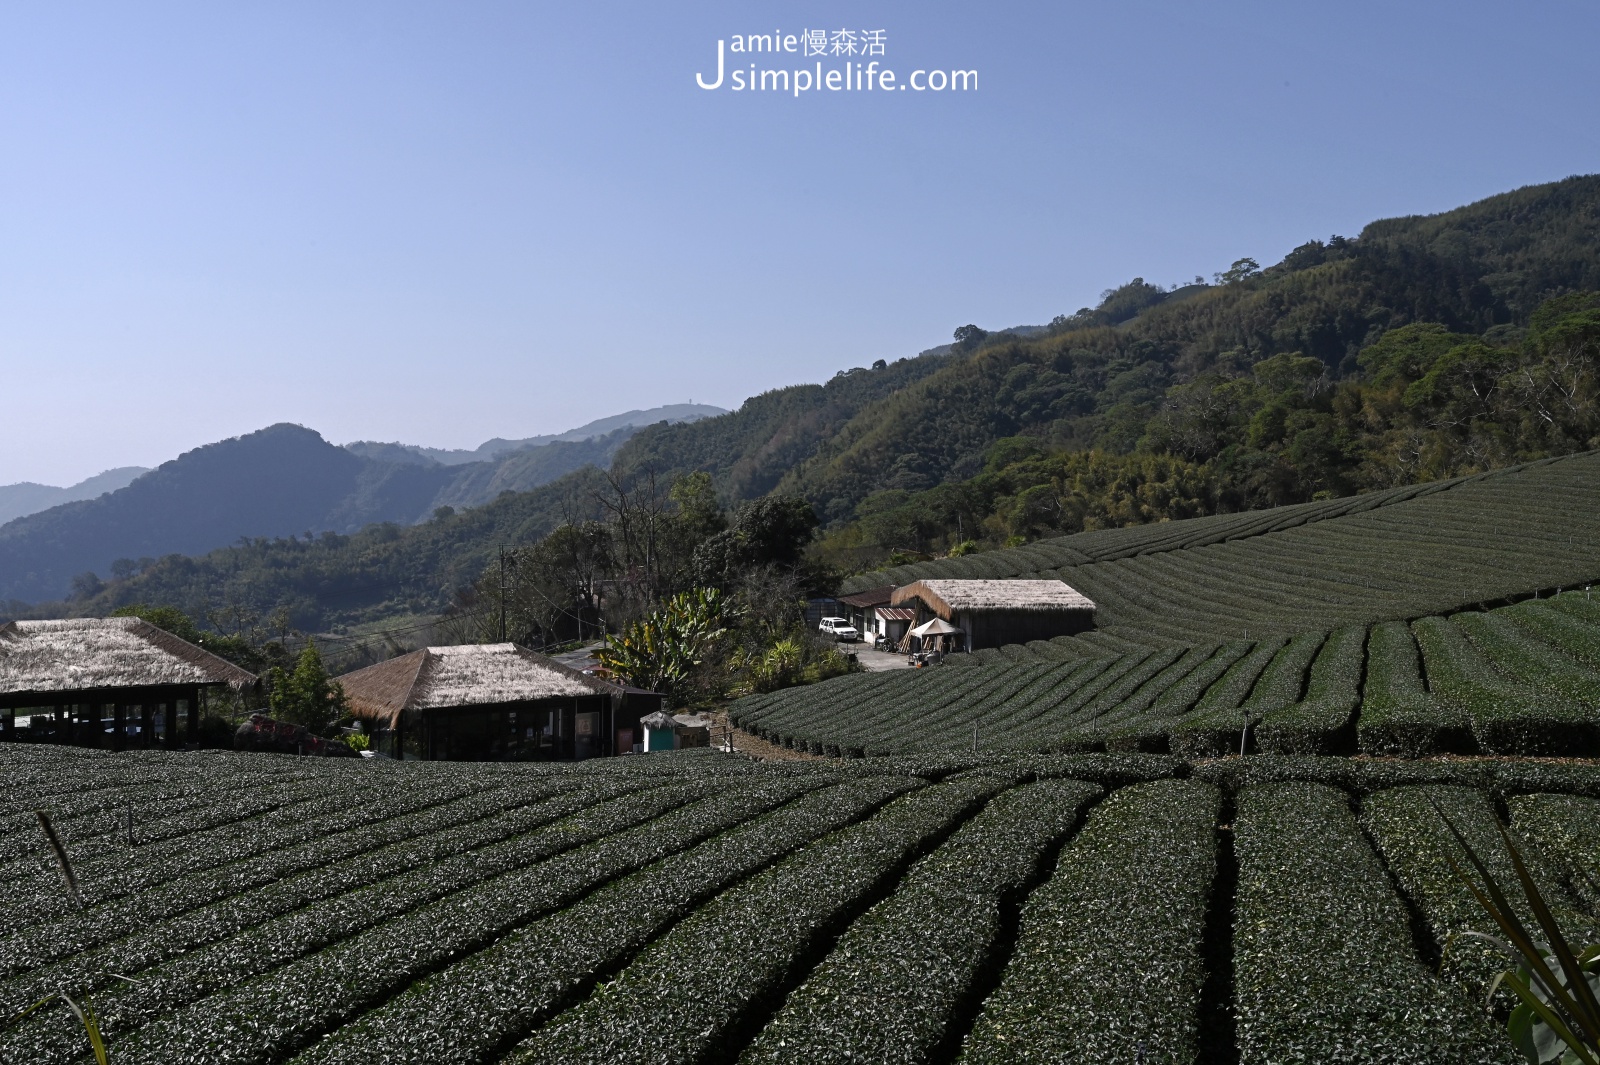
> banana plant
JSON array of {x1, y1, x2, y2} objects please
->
[{"x1": 596, "y1": 588, "x2": 737, "y2": 699}]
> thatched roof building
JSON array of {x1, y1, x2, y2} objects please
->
[
  {"x1": 890, "y1": 579, "x2": 1096, "y2": 650},
  {"x1": 0, "y1": 618, "x2": 257, "y2": 749},
  {"x1": 338, "y1": 643, "x2": 661, "y2": 762}
]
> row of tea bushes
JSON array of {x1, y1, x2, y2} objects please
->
[
  {"x1": 1167, "y1": 636, "x2": 1299, "y2": 757},
  {"x1": 0, "y1": 777, "x2": 642, "y2": 1020},
  {"x1": 735, "y1": 591, "x2": 1600, "y2": 760},
  {"x1": 1509, "y1": 792, "x2": 1600, "y2": 915},
  {"x1": 504, "y1": 778, "x2": 1006, "y2": 1065},
  {"x1": 958, "y1": 779, "x2": 1221, "y2": 1064},
  {"x1": 2, "y1": 779, "x2": 736, "y2": 1063},
  {"x1": 0, "y1": 771, "x2": 503, "y2": 928},
  {"x1": 740, "y1": 778, "x2": 1103, "y2": 1065},
  {"x1": 1254, "y1": 623, "x2": 1365, "y2": 754},
  {"x1": 9, "y1": 747, "x2": 1600, "y2": 1062},
  {"x1": 1414, "y1": 616, "x2": 1596, "y2": 756},
  {"x1": 1360, "y1": 785, "x2": 1600, "y2": 1002},
  {"x1": 103, "y1": 780, "x2": 801, "y2": 1065},
  {"x1": 293, "y1": 774, "x2": 922, "y2": 1064},
  {"x1": 1231, "y1": 782, "x2": 1516, "y2": 1064},
  {"x1": 848, "y1": 452, "x2": 1600, "y2": 651}
]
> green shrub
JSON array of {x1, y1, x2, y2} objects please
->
[
  {"x1": 740, "y1": 779, "x2": 1101, "y2": 1065},
  {"x1": 1359, "y1": 621, "x2": 1470, "y2": 756},
  {"x1": 959, "y1": 779, "x2": 1220, "y2": 1064},
  {"x1": 1257, "y1": 624, "x2": 1366, "y2": 754},
  {"x1": 1233, "y1": 782, "x2": 1515, "y2": 1063}
]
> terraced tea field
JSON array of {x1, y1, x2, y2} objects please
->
[
  {"x1": 761, "y1": 452, "x2": 1600, "y2": 765},
  {"x1": 733, "y1": 591, "x2": 1600, "y2": 759},
  {"x1": 844, "y1": 451, "x2": 1600, "y2": 655},
  {"x1": 5, "y1": 744, "x2": 1600, "y2": 1063}
]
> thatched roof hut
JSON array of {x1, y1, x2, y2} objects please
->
[
  {"x1": 339, "y1": 643, "x2": 611, "y2": 729},
  {"x1": 892, "y1": 579, "x2": 1097, "y2": 617},
  {"x1": 890, "y1": 579, "x2": 1096, "y2": 650},
  {"x1": 0, "y1": 618, "x2": 257, "y2": 749},
  {"x1": 337, "y1": 643, "x2": 659, "y2": 762},
  {"x1": 0, "y1": 617, "x2": 256, "y2": 695}
]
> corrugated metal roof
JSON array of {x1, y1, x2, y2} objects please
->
[{"x1": 874, "y1": 607, "x2": 918, "y2": 621}]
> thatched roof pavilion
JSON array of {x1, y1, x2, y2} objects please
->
[
  {"x1": 0, "y1": 618, "x2": 257, "y2": 749},
  {"x1": 890, "y1": 579, "x2": 1097, "y2": 650},
  {"x1": 338, "y1": 643, "x2": 661, "y2": 762}
]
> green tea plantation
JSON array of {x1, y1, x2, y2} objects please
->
[
  {"x1": 7, "y1": 745, "x2": 1600, "y2": 1063},
  {"x1": 8, "y1": 451, "x2": 1600, "y2": 1063}
]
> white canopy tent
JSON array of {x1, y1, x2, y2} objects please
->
[{"x1": 908, "y1": 615, "x2": 965, "y2": 656}]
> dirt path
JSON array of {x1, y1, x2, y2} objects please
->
[{"x1": 706, "y1": 709, "x2": 827, "y2": 762}]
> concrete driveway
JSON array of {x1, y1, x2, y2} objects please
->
[{"x1": 844, "y1": 644, "x2": 916, "y2": 672}]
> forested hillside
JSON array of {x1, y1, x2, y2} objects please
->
[
  {"x1": 5, "y1": 467, "x2": 613, "y2": 635},
  {"x1": 612, "y1": 351, "x2": 958, "y2": 500},
  {"x1": 614, "y1": 175, "x2": 1600, "y2": 528}
]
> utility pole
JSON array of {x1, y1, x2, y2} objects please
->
[{"x1": 498, "y1": 545, "x2": 508, "y2": 642}]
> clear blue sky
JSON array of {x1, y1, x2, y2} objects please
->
[{"x1": 3, "y1": 1, "x2": 1598, "y2": 485}]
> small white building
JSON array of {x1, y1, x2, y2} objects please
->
[{"x1": 836, "y1": 586, "x2": 917, "y2": 646}]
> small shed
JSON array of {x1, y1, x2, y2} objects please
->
[
  {"x1": 890, "y1": 579, "x2": 1096, "y2": 650},
  {"x1": 0, "y1": 618, "x2": 257, "y2": 749},
  {"x1": 872, "y1": 607, "x2": 918, "y2": 646},
  {"x1": 337, "y1": 643, "x2": 661, "y2": 761},
  {"x1": 837, "y1": 586, "x2": 916, "y2": 645},
  {"x1": 639, "y1": 710, "x2": 713, "y2": 753}
]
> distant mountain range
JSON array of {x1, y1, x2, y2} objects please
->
[
  {"x1": 0, "y1": 467, "x2": 149, "y2": 526},
  {"x1": 344, "y1": 404, "x2": 726, "y2": 466},
  {"x1": 0, "y1": 404, "x2": 724, "y2": 602}
]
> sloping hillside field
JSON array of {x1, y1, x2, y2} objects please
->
[
  {"x1": 6, "y1": 744, "x2": 1600, "y2": 1063},
  {"x1": 732, "y1": 593, "x2": 1600, "y2": 759},
  {"x1": 843, "y1": 450, "x2": 1600, "y2": 653},
  {"x1": 739, "y1": 450, "x2": 1600, "y2": 763}
]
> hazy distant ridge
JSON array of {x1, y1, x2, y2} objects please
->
[
  {"x1": 344, "y1": 403, "x2": 727, "y2": 466},
  {"x1": 0, "y1": 467, "x2": 149, "y2": 526}
]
